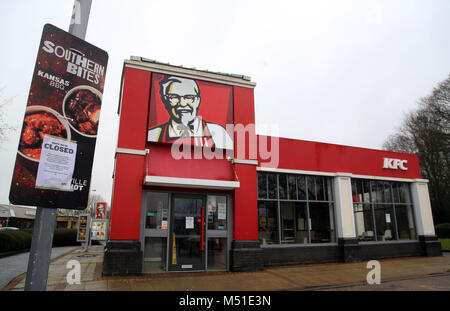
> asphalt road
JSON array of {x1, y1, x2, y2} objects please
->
[
  {"x1": 0, "y1": 246, "x2": 78, "y2": 290},
  {"x1": 320, "y1": 273, "x2": 450, "y2": 291}
]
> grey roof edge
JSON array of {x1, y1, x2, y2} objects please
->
[{"x1": 126, "y1": 56, "x2": 256, "y2": 88}]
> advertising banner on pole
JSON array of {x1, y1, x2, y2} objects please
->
[{"x1": 9, "y1": 23, "x2": 108, "y2": 210}]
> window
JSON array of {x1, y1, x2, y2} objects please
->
[
  {"x1": 351, "y1": 179, "x2": 416, "y2": 242},
  {"x1": 257, "y1": 172, "x2": 336, "y2": 245},
  {"x1": 145, "y1": 192, "x2": 169, "y2": 229},
  {"x1": 258, "y1": 201, "x2": 279, "y2": 244}
]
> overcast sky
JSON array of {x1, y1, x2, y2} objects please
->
[{"x1": 0, "y1": 0, "x2": 449, "y2": 207}]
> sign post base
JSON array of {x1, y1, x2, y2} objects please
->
[{"x1": 24, "y1": 207, "x2": 57, "y2": 291}]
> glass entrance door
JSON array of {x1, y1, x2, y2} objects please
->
[{"x1": 169, "y1": 195, "x2": 206, "y2": 271}]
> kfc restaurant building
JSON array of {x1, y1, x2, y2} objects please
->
[{"x1": 103, "y1": 57, "x2": 441, "y2": 276}]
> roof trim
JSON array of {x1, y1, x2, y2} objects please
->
[{"x1": 124, "y1": 58, "x2": 256, "y2": 89}]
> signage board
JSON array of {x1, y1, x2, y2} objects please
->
[
  {"x1": 76, "y1": 214, "x2": 89, "y2": 242},
  {"x1": 9, "y1": 24, "x2": 108, "y2": 209},
  {"x1": 90, "y1": 219, "x2": 107, "y2": 241},
  {"x1": 147, "y1": 73, "x2": 234, "y2": 150},
  {"x1": 95, "y1": 202, "x2": 106, "y2": 219}
]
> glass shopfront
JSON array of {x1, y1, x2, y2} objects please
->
[
  {"x1": 257, "y1": 172, "x2": 336, "y2": 245},
  {"x1": 141, "y1": 191, "x2": 230, "y2": 273},
  {"x1": 351, "y1": 179, "x2": 416, "y2": 242}
]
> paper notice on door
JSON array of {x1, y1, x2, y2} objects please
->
[
  {"x1": 386, "y1": 214, "x2": 391, "y2": 223},
  {"x1": 186, "y1": 216, "x2": 194, "y2": 229},
  {"x1": 218, "y1": 203, "x2": 226, "y2": 220},
  {"x1": 207, "y1": 195, "x2": 217, "y2": 213},
  {"x1": 35, "y1": 135, "x2": 77, "y2": 191}
]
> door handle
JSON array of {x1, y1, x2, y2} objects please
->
[{"x1": 200, "y1": 206, "x2": 205, "y2": 251}]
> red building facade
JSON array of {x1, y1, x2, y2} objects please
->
[{"x1": 103, "y1": 57, "x2": 441, "y2": 276}]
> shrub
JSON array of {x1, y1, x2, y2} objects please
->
[
  {"x1": 0, "y1": 228, "x2": 79, "y2": 254},
  {"x1": 0, "y1": 230, "x2": 32, "y2": 253},
  {"x1": 435, "y1": 223, "x2": 450, "y2": 238},
  {"x1": 52, "y1": 229, "x2": 78, "y2": 247}
]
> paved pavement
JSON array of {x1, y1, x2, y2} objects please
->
[
  {"x1": 2, "y1": 246, "x2": 450, "y2": 291},
  {"x1": 0, "y1": 246, "x2": 78, "y2": 290}
]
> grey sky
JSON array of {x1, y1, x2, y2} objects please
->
[{"x1": 0, "y1": 0, "x2": 449, "y2": 207}]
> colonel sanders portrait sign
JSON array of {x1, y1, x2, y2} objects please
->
[{"x1": 148, "y1": 74, "x2": 234, "y2": 150}]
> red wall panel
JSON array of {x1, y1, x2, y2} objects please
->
[
  {"x1": 258, "y1": 136, "x2": 422, "y2": 179},
  {"x1": 233, "y1": 86, "x2": 257, "y2": 160},
  {"x1": 146, "y1": 143, "x2": 235, "y2": 181},
  {"x1": 109, "y1": 67, "x2": 151, "y2": 240},
  {"x1": 233, "y1": 163, "x2": 258, "y2": 241},
  {"x1": 117, "y1": 67, "x2": 151, "y2": 150},
  {"x1": 109, "y1": 153, "x2": 145, "y2": 240},
  {"x1": 232, "y1": 86, "x2": 259, "y2": 241}
]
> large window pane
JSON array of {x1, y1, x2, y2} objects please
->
[
  {"x1": 145, "y1": 192, "x2": 169, "y2": 229},
  {"x1": 257, "y1": 172, "x2": 267, "y2": 199},
  {"x1": 362, "y1": 180, "x2": 371, "y2": 202},
  {"x1": 257, "y1": 172, "x2": 335, "y2": 245},
  {"x1": 372, "y1": 181, "x2": 384, "y2": 203},
  {"x1": 383, "y1": 182, "x2": 393, "y2": 203},
  {"x1": 395, "y1": 205, "x2": 416, "y2": 240},
  {"x1": 295, "y1": 202, "x2": 308, "y2": 244},
  {"x1": 258, "y1": 201, "x2": 279, "y2": 245},
  {"x1": 280, "y1": 202, "x2": 295, "y2": 243},
  {"x1": 143, "y1": 237, "x2": 167, "y2": 272},
  {"x1": 268, "y1": 173, "x2": 278, "y2": 199},
  {"x1": 399, "y1": 184, "x2": 412, "y2": 203},
  {"x1": 374, "y1": 205, "x2": 396, "y2": 241},
  {"x1": 392, "y1": 182, "x2": 401, "y2": 203},
  {"x1": 207, "y1": 238, "x2": 227, "y2": 270},
  {"x1": 352, "y1": 179, "x2": 362, "y2": 203},
  {"x1": 307, "y1": 176, "x2": 316, "y2": 200},
  {"x1": 354, "y1": 204, "x2": 375, "y2": 241},
  {"x1": 207, "y1": 195, "x2": 227, "y2": 230},
  {"x1": 279, "y1": 174, "x2": 287, "y2": 199},
  {"x1": 309, "y1": 202, "x2": 334, "y2": 243},
  {"x1": 316, "y1": 177, "x2": 325, "y2": 201},
  {"x1": 351, "y1": 179, "x2": 418, "y2": 243},
  {"x1": 297, "y1": 176, "x2": 306, "y2": 200},
  {"x1": 288, "y1": 175, "x2": 297, "y2": 200}
]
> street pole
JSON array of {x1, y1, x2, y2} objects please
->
[
  {"x1": 68, "y1": 0, "x2": 92, "y2": 40},
  {"x1": 24, "y1": 0, "x2": 92, "y2": 291},
  {"x1": 24, "y1": 208, "x2": 57, "y2": 290}
]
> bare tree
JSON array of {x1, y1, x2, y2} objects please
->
[
  {"x1": 383, "y1": 74, "x2": 450, "y2": 224},
  {"x1": 0, "y1": 87, "x2": 16, "y2": 144}
]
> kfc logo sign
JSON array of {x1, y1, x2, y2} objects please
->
[{"x1": 383, "y1": 158, "x2": 408, "y2": 171}]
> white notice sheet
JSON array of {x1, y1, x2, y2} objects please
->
[{"x1": 35, "y1": 135, "x2": 77, "y2": 191}]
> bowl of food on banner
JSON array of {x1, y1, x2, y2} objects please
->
[
  {"x1": 18, "y1": 105, "x2": 71, "y2": 168},
  {"x1": 63, "y1": 85, "x2": 102, "y2": 138}
]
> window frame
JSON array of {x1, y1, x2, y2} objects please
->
[
  {"x1": 257, "y1": 172, "x2": 337, "y2": 246},
  {"x1": 351, "y1": 178, "x2": 417, "y2": 243}
]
